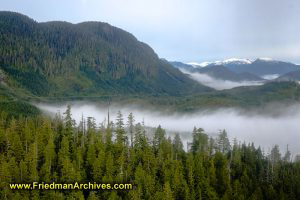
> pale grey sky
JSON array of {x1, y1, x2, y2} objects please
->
[{"x1": 1, "y1": 0, "x2": 300, "y2": 63}]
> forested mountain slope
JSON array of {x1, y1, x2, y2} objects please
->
[
  {"x1": 0, "y1": 11, "x2": 211, "y2": 97},
  {"x1": 275, "y1": 70, "x2": 300, "y2": 82}
]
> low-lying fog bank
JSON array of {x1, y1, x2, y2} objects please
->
[
  {"x1": 262, "y1": 74, "x2": 280, "y2": 80},
  {"x1": 180, "y1": 70, "x2": 264, "y2": 90},
  {"x1": 37, "y1": 102, "x2": 300, "y2": 156}
]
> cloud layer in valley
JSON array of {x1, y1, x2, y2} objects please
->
[
  {"x1": 262, "y1": 74, "x2": 280, "y2": 80},
  {"x1": 38, "y1": 102, "x2": 300, "y2": 156},
  {"x1": 181, "y1": 70, "x2": 264, "y2": 90}
]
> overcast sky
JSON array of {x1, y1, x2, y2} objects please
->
[{"x1": 1, "y1": 0, "x2": 300, "y2": 63}]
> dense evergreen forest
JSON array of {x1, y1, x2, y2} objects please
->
[{"x1": 0, "y1": 106, "x2": 299, "y2": 200}]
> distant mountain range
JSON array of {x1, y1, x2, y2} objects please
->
[
  {"x1": 192, "y1": 65, "x2": 263, "y2": 82},
  {"x1": 188, "y1": 58, "x2": 252, "y2": 67},
  {"x1": 226, "y1": 59, "x2": 300, "y2": 76},
  {"x1": 171, "y1": 58, "x2": 300, "y2": 83},
  {"x1": 185, "y1": 58, "x2": 300, "y2": 77},
  {"x1": 170, "y1": 61, "x2": 263, "y2": 82}
]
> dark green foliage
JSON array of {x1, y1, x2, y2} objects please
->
[
  {"x1": 0, "y1": 100, "x2": 40, "y2": 118},
  {"x1": 1, "y1": 65, "x2": 50, "y2": 95},
  {"x1": 0, "y1": 84, "x2": 40, "y2": 118},
  {"x1": 0, "y1": 109, "x2": 299, "y2": 199}
]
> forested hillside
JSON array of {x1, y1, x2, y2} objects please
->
[
  {"x1": 0, "y1": 107, "x2": 299, "y2": 199},
  {"x1": 142, "y1": 81, "x2": 300, "y2": 112},
  {"x1": 0, "y1": 85, "x2": 40, "y2": 117},
  {"x1": 0, "y1": 11, "x2": 211, "y2": 97}
]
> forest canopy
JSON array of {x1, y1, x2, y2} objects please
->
[{"x1": 0, "y1": 106, "x2": 299, "y2": 199}]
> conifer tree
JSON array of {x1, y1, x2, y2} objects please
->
[
  {"x1": 115, "y1": 111, "x2": 127, "y2": 147},
  {"x1": 127, "y1": 112, "x2": 135, "y2": 148},
  {"x1": 217, "y1": 130, "x2": 231, "y2": 154},
  {"x1": 191, "y1": 127, "x2": 208, "y2": 154},
  {"x1": 27, "y1": 140, "x2": 38, "y2": 182}
]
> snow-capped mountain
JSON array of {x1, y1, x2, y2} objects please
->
[
  {"x1": 256, "y1": 57, "x2": 273, "y2": 62},
  {"x1": 170, "y1": 58, "x2": 300, "y2": 90},
  {"x1": 220, "y1": 58, "x2": 252, "y2": 65},
  {"x1": 186, "y1": 58, "x2": 300, "y2": 76},
  {"x1": 188, "y1": 58, "x2": 252, "y2": 68},
  {"x1": 187, "y1": 62, "x2": 212, "y2": 67}
]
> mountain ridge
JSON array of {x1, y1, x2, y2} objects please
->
[
  {"x1": 186, "y1": 58, "x2": 300, "y2": 76},
  {"x1": 170, "y1": 61, "x2": 263, "y2": 82},
  {"x1": 0, "y1": 11, "x2": 212, "y2": 97}
]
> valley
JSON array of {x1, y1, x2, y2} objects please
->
[{"x1": 1, "y1": 10, "x2": 300, "y2": 199}]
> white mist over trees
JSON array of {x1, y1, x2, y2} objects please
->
[{"x1": 38, "y1": 102, "x2": 300, "y2": 156}]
